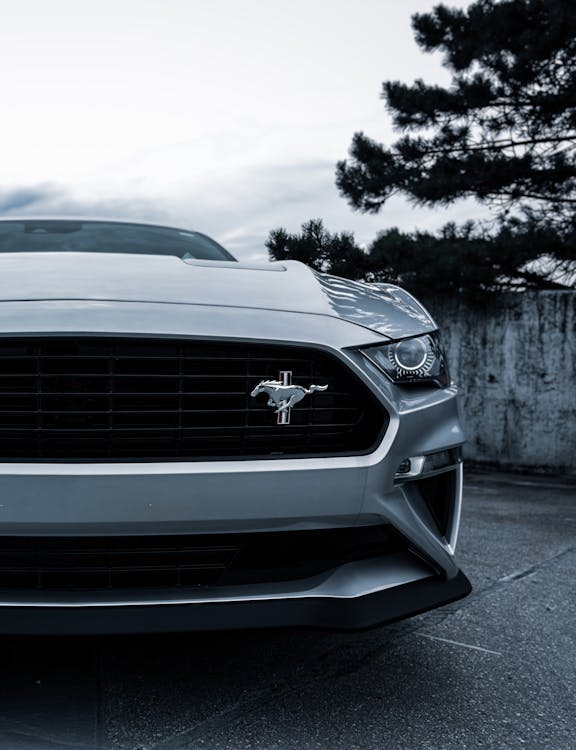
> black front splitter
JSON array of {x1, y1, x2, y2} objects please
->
[{"x1": 0, "y1": 571, "x2": 472, "y2": 635}]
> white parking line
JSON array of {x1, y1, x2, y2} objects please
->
[{"x1": 416, "y1": 633, "x2": 502, "y2": 655}]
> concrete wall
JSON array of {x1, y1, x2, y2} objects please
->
[{"x1": 423, "y1": 291, "x2": 575, "y2": 475}]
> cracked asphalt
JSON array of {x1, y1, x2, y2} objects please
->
[{"x1": 0, "y1": 471, "x2": 574, "y2": 750}]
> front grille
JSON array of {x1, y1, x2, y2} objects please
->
[
  {"x1": 0, "y1": 527, "x2": 403, "y2": 591},
  {"x1": 0, "y1": 337, "x2": 387, "y2": 460}
]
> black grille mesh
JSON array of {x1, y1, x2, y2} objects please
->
[
  {"x1": 0, "y1": 526, "x2": 402, "y2": 591},
  {"x1": 0, "y1": 338, "x2": 386, "y2": 460}
]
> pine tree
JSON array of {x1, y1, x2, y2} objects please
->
[
  {"x1": 334, "y1": 0, "x2": 576, "y2": 289},
  {"x1": 266, "y1": 220, "x2": 369, "y2": 280}
]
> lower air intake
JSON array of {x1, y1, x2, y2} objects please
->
[{"x1": 0, "y1": 527, "x2": 403, "y2": 591}]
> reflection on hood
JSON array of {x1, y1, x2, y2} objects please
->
[
  {"x1": 313, "y1": 272, "x2": 435, "y2": 337},
  {"x1": 0, "y1": 253, "x2": 436, "y2": 339}
]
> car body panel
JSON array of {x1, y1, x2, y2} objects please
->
[
  {"x1": 0, "y1": 251, "x2": 435, "y2": 338},
  {"x1": 0, "y1": 299, "x2": 385, "y2": 349},
  {"x1": 0, "y1": 219, "x2": 470, "y2": 632}
]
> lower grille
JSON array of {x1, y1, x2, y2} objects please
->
[
  {"x1": 0, "y1": 337, "x2": 387, "y2": 460},
  {"x1": 0, "y1": 527, "x2": 403, "y2": 591}
]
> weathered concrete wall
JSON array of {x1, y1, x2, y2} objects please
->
[{"x1": 423, "y1": 291, "x2": 575, "y2": 475}]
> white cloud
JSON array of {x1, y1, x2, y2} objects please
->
[{"x1": 0, "y1": 0, "x2": 484, "y2": 261}]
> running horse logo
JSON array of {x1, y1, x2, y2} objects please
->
[{"x1": 250, "y1": 371, "x2": 329, "y2": 424}]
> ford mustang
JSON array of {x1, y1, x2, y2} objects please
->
[{"x1": 0, "y1": 218, "x2": 471, "y2": 633}]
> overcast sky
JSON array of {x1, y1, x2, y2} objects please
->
[{"x1": 0, "y1": 0, "x2": 482, "y2": 260}]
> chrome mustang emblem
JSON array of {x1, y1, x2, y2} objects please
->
[{"x1": 250, "y1": 371, "x2": 328, "y2": 424}]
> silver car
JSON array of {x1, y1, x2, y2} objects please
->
[{"x1": 0, "y1": 218, "x2": 470, "y2": 633}]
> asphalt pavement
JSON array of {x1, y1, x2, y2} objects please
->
[{"x1": 0, "y1": 471, "x2": 574, "y2": 750}]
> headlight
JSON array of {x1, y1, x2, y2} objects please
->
[{"x1": 362, "y1": 333, "x2": 450, "y2": 387}]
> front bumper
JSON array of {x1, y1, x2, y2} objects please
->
[{"x1": 0, "y1": 301, "x2": 469, "y2": 631}]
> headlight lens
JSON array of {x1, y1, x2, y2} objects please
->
[{"x1": 362, "y1": 333, "x2": 450, "y2": 387}]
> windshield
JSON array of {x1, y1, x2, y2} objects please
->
[{"x1": 0, "y1": 220, "x2": 236, "y2": 261}]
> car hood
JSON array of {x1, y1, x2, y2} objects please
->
[{"x1": 0, "y1": 252, "x2": 435, "y2": 338}]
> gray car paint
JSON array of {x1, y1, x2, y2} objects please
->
[
  {"x1": 0, "y1": 252, "x2": 434, "y2": 338},
  {"x1": 0, "y1": 221, "x2": 464, "y2": 611}
]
